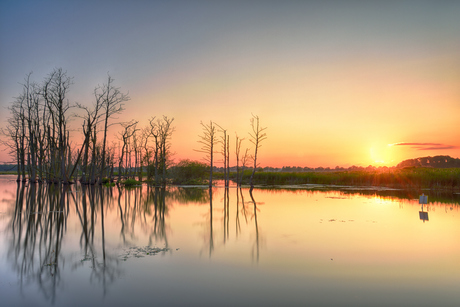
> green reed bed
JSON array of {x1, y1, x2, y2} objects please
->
[{"x1": 241, "y1": 168, "x2": 460, "y2": 191}]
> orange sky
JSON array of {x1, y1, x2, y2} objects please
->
[{"x1": 1, "y1": 1, "x2": 459, "y2": 168}]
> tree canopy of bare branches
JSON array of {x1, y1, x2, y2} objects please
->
[
  {"x1": 196, "y1": 121, "x2": 217, "y2": 188},
  {"x1": 249, "y1": 114, "x2": 267, "y2": 189}
]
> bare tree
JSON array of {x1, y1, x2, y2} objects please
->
[
  {"x1": 5, "y1": 86, "x2": 27, "y2": 181},
  {"x1": 235, "y1": 134, "x2": 245, "y2": 187},
  {"x1": 42, "y1": 68, "x2": 73, "y2": 184},
  {"x1": 72, "y1": 93, "x2": 104, "y2": 183},
  {"x1": 226, "y1": 134, "x2": 230, "y2": 186},
  {"x1": 147, "y1": 117, "x2": 160, "y2": 184},
  {"x1": 240, "y1": 147, "x2": 250, "y2": 185},
  {"x1": 196, "y1": 121, "x2": 217, "y2": 188},
  {"x1": 158, "y1": 116, "x2": 175, "y2": 186},
  {"x1": 248, "y1": 115, "x2": 267, "y2": 189},
  {"x1": 117, "y1": 121, "x2": 138, "y2": 183},
  {"x1": 22, "y1": 73, "x2": 41, "y2": 183},
  {"x1": 96, "y1": 75, "x2": 129, "y2": 185},
  {"x1": 216, "y1": 124, "x2": 230, "y2": 187},
  {"x1": 139, "y1": 126, "x2": 152, "y2": 182}
]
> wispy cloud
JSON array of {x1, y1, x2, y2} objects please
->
[{"x1": 389, "y1": 142, "x2": 458, "y2": 150}]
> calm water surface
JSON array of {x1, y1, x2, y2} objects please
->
[{"x1": 0, "y1": 175, "x2": 459, "y2": 306}]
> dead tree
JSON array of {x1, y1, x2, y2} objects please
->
[
  {"x1": 117, "y1": 121, "x2": 138, "y2": 182},
  {"x1": 158, "y1": 116, "x2": 175, "y2": 186},
  {"x1": 148, "y1": 117, "x2": 160, "y2": 184},
  {"x1": 196, "y1": 121, "x2": 217, "y2": 188},
  {"x1": 22, "y1": 73, "x2": 41, "y2": 183},
  {"x1": 248, "y1": 115, "x2": 267, "y2": 189},
  {"x1": 71, "y1": 92, "x2": 104, "y2": 183},
  {"x1": 240, "y1": 147, "x2": 250, "y2": 185},
  {"x1": 96, "y1": 75, "x2": 129, "y2": 185},
  {"x1": 235, "y1": 134, "x2": 245, "y2": 187},
  {"x1": 216, "y1": 124, "x2": 229, "y2": 187},
  {"x1": 42, "y1": 68, "x2": 73, "y2": 184},
  {"x1": 6, "y1": 89, "x2": 27, "y2": 181},
  {"x1": 226, "y1": 135, "x2": 230, "y2": 186},
  {"x1": 139, "y1": 127, "x2": 152, "y2": 182}
]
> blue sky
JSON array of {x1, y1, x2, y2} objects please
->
[{"x1": 1, "y1": 0, "x2": 459, "y2": 166}]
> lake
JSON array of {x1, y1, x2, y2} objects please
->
[{"x1": 0, "y1": 175, "x2": 459, "y2": 307}]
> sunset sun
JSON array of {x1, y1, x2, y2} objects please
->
[{"x1": 370, "y1": 144, "x2": 392, "y2": 165}]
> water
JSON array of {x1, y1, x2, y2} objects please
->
[{"x1": 0, "y1": 175, "x2": 459, "y2": 306}]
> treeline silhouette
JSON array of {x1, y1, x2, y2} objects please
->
[{"x1": 396, "y1": 155, "x2": 460, "y2": 168}]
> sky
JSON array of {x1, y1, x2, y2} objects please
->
[{"x1": 1, "y1": 0, "x2": 459, "y2": 168}]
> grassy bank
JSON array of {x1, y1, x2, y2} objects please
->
[
  {"x1": 4, "y1": 167, "x2": 460, "y2": 191},
  {"x1": 232, "y1": 168, "x2": 460, "y2": 191}
]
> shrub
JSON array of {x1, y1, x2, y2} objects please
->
[
  {"x1": 122, "y1": 178, "x2": 141, "y2": 186},
  {"x1": 169, "y1": 159, "x2": 209, "y2": 185}
]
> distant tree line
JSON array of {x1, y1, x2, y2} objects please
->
[{"x1": 396, "y1": 155, "x2": 460, "y2": 168}]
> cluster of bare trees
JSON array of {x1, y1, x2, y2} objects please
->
[
  {"x1": 1, "y1": 69, "x2": 174, "y2": 186},
  {"x1": 197, "y1": 114, "x2": 267, "y2": 189},
  {"x1": 1, "y1": 69, "x2": 76, "y2": 183},
  {"x1": 1, "y1": 68, "x2": 266, "y2": 187}
]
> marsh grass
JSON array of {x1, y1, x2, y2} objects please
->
[{"x1": 232, "y1": 168, "x2": 460, "y2": 191}]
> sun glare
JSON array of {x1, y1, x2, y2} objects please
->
[{"x1": 370, "y1": 144, "x2": 392, "y2": 165}]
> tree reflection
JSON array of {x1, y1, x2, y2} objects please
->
[
  {"x1": 151, "y1": 187, "x2": 169, "y2": 248},
  {"x1": 112, "y1": 185, "x2": 171, "y2": 249},
  {"x1": 6, "y1": 180, "x2": 268, "y2": 303},
  {"x1": 72, "y1": 184, "x2": 120, "y2": 296},
  {"x1": 223, "y1": 187, "x2": 229, "y2": 243},
  {"x1": 198, "y1": 186, "x2": 263, "y2": 262},
  {"x1": 209, "y1": 187, "x2": 214, "y2": 257},
  {"x1": 7, "y1": 183, "x2": 124, "y2": 303},
  {"x1": 8, "y1": 183, "x2": 68, "y2": 304},
  {"x1": 249, "y1": 188, "x2": 260, "y2": 263},
  {"x1": 198, "y1": 187, "x2": 214, "y2": 257}
]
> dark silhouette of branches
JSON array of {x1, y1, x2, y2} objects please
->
[
  {"x1": 96, "y1": 75, "x2": 129, "y2": 185},
  {"x1": 249, "y1": 114, "x2": 267, "y2": 189},
  {"x1": 196, "y1": 121, "x2": 217, "y2": 188}
]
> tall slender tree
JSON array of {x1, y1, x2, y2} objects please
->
[
  {"x1": 248, "y1": 115, "x2": 267, "y2": 189},
  {"x1": 96, "y1": 75, "x2": 129, "y2": 185},
  {"x1": 216, "y1": 124, "x2": 229, "y2": 187},
  {"x1": 235, "y1": 134, "x2": 245, "y2": 187},
  {"x1": 197, "y1": 121, "x2": 217, "y2": 188},
  {"x1": 158, "y1": 116, "x2": 175, "y2": 186}
]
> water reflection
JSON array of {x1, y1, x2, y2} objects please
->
[
  {"x1": 72, "y1": 185, "x2": 120, "y2": 297},
  {"x1": 249, "y1": 188, "x2": 260, "y2": 263},
  {"x1": 8, "y1": 184, "x2": 68, "y2": 304},
  {"x1": 4, "y1": 182, "x2": 180, "y2": 304},
  {"x1": 1, "y1": 177, "x2": 459, "y2": 307}
]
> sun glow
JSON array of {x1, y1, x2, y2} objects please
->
[{"x1": 370, "y1": 144, "x2": 393, "y2": 165}]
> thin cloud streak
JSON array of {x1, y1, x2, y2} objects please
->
[
  {"x1": 416, "y1": 146, "x2": 458, "y2": 151},
  {"x1": 389, "y1": 142, "x2": 458, "y2": 151}
]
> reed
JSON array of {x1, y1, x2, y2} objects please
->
[{"x1": 232, "y1": 168, "x2": 460, "y2": 191}]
